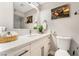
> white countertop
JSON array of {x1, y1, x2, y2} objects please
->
[{"x1": 0, "y1": 32, "x2": 50, "y2": 53}]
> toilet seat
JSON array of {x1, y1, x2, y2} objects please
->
[{"x1": 55, "y1": 49, "x2": 70, "y2": 56}]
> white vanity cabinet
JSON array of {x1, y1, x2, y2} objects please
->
[{"x1": 0, "y1": 33, "x2": 50, "y2": 56}]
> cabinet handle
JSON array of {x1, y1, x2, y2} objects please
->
[
  {"x1": 4, "y1": 54, "x2": 7, "y2": 56},
  {"x1": 18, "y1": 50, "x2": 28, "y2": 56}
]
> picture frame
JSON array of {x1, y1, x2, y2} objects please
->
[
  {"x1": 51, "y1": 4, "x2": 70, "y2": 20},
  {"x1": 26, "y1": 16, "x2": 33, "y2": 23}
]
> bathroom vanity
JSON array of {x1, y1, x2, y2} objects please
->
[{"x1": 0, "y1": 32, "x2": 50, "y2": 56}]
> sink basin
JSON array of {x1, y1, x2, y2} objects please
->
[
  {"x1": 16, "y1": 33, "x2": 41, "y2": 43},
  {"x1": 18, "y1": 33, "x2": 41, "y2": 39},
  {"x1": 25, "y1": 34, "x2": 41, "y2": 37}
]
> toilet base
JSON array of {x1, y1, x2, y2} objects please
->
[{"x1": 55, "y1": 49, "x2": 70, "y2": 56}]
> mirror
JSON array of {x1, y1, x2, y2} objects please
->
[{"x1": 13, "y1": 2, "x2": 40, "y2": 29}]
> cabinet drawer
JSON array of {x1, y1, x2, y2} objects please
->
[
  {"x1": 14, "y1": 45, "x2": 30, "y2": 56},
  {"x1": 1, "y1": 44, "x2": 30, "y2": 56}
]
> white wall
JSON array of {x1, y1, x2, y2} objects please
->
[
  {"x1": 40, "y1": 2, "x2": 79, "y2": 45},
  {"x1": 0, "y1": 2, "x2": 13, "y2": 30}
]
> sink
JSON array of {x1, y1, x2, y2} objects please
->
[
  {"x1": 16, "y1": 33, "x2": 41, "y2": 43},
  {"x1": 18, "y1": 33, "x2": 41, "y2": 39},
  {"x1": 22, "y1": 34, "x2": 41, "y2": 38},
  {"x1": 25, "y1": 34, "x2": 41, "y2": 37}
]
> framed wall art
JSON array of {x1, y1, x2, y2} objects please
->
[
  {"x1": 27, "y1": 16, "x2": 33, "y2": 23},
  {"x1": 51, "y1": 4, "x2": 70, "y2": 20}
]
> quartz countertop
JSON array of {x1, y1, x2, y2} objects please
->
[{"x1": 0, "y1": 32, "x2": 50, "y2": 53}]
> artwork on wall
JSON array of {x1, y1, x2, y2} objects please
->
[
  {"x1": 26, "y1": 16, "x2": 33, "y2": 23},
  {"x1": 51, "y1": 4, "x2": 70, "y2": 20}
]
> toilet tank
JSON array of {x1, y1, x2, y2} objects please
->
[{"x1": 56, "y1": 36, "x2": 72, "y2": 51}]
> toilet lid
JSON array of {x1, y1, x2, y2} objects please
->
[{"x1": 55, "y1": 49, "x2": 70, "y2": 56}]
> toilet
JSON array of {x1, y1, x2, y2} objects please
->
[{"x1": 55, "y1": 36, "x2": 72, "y2": 56}]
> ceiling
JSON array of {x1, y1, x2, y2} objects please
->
[{"x1": 14, "y1": 2, "x2": 46, "y2": 13}]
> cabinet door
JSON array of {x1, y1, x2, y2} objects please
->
[
  {"x1": 43, "y1": 37, "x2": 50, "y2": 56},
  {"x1": 31, "y1": 39, "x2": 44, "y2": 56},
  {"x1": 31, "y1": 46, "x2": 41, "y2": 56}
]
